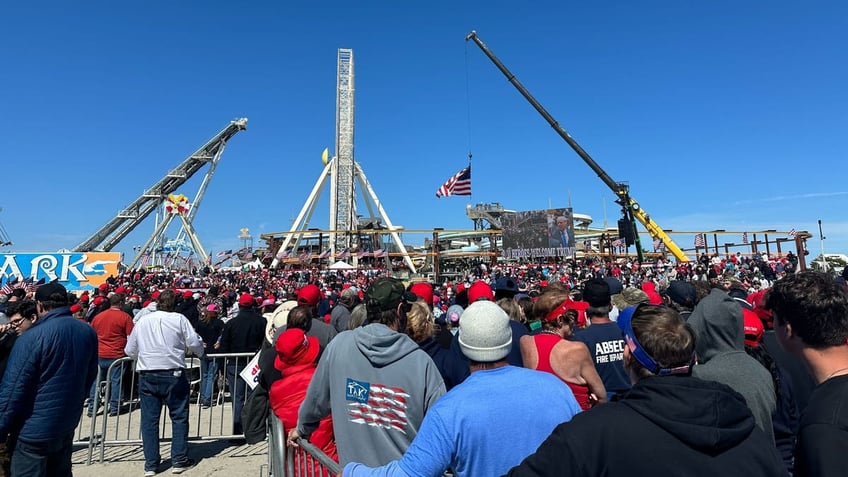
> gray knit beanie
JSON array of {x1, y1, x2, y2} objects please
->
[{"x1": 458, "y1": 301, "x2": 512, "y2": 362}]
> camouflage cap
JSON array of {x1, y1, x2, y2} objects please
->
[{"x1": 365, "y1": 278, "x2": 417, "y2": 312}]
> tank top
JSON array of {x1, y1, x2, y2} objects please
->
[{"x1": 533, "y1": 333, "x2": 592, "y2": 410}]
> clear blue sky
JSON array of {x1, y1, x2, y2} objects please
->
[{"x1": 1, "y1": 1, "x2": 846, "y2": 262}]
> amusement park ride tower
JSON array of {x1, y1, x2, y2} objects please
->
[
  {"x1": 72, "y1": 118, "x2": 247, "y2": 268},
  {"x1": 270, "y1": 49, "x2": 415, "y2": 272}
]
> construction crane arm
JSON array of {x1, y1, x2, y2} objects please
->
[{"x1": 465, "y1": 31, "x2": 689, "y2": 262}]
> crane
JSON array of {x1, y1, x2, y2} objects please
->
[{"x1": 466, "y1": 31, "x2": 689, "y2": 263}]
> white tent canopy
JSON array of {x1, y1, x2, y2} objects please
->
[{"x1": 328, "y1": 261, "x2": 355, "y2": 270}]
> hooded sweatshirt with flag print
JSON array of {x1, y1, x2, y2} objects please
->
[
  {"x1": 688, "y1": 288, "x2": 776, "y2": 444},
  {"x1": 504, "y1": 376, "x2": 785, "y2": 476},
  {"x1": 297, "y1": 323, "x2": 446, "y2": 467}
]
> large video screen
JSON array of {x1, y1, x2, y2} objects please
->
[{"x1": 501, "y1": 208, "x2": 575, "y2": 260}]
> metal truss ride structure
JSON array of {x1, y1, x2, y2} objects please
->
[
  {"x1": 73, "y1": 118, "x2": 248, "y2": 267},
  {"x1": 271, "y1": 49, "x2": 415, "y2": 272}
]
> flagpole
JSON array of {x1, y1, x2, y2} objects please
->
[{"x1": 818, "y1": 219, "x2": 827, "y2": 271}]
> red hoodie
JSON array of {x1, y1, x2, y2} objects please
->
[{"x1": 270, "y1": 363, "x2": 338, "y2": 464}]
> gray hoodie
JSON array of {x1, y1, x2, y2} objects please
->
[
  {"x1": 689, "y1": 288, "x2": 776, "y2": 443},
  {"x1": 297, "y1": 323, "x2": 446, "y2": 466}
]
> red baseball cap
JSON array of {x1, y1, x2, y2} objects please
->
[
  {"x1": 743, "y1": 309, "x2": 764, "y2": 347},
  {"x1": 467, "y1": 281, "x2": 494, "y2": 303},
  {"x1": 409, "y1": 283, "x2": 434, "y2": 307},
  {"x1": 238, "y1": 293, "x2": 255, "y2": 307},
  {"x1": 297, "y1": 284, "x2": 322, "y2": 307}
]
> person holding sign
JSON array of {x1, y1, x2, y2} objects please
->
[{"x1": 219, "y1": 293, "x2": 266, "y2": 436}]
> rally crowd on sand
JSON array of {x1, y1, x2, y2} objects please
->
[{"x1": 0, "y1": 250, "x2": 846, "y2": 477}]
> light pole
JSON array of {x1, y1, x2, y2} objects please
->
[{"x1": 818, "y1": 219, "x2": 827, "y2": 271}]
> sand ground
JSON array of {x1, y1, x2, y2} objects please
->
[
  {"x1": 71, "y1": 439, "x2": 268, "y2": 477},
  {"x1": 71, "y1": 391, "x2": 271, "y2": 476}
]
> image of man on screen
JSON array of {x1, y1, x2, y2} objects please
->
[{"x1": 548, "y1": 215, "x2": 573, "y2": 249}]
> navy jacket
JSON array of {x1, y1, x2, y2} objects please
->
[
  {"x1": 419, "y1": 337, "x2": 469, "y2": 390},
  {"x1": 0, "y1": 307, "x2": 98, "y2": 443}
]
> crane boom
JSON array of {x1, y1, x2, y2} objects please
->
[{"x1": 466, "y1": 31, "x2": 689, "y2": 262}]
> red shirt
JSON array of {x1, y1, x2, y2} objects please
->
[{"x1": 91, "y1": 307, "x2": 135, "y2": 359}]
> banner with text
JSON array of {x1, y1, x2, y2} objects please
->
[
  {"x1": 502, "y1": 208, "x2": 576, "y2": 260},
  {"x1": 0, "y1": 252, "x2": 121, "y2": 292}
]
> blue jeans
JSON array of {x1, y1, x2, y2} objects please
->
[
  {"x1": 89, "y1": 357, "x2": 123, "y2": 414},
  {"x1": 11, "y1": 432, "x2": 73, "y2": 477},
  {"x1": 225, "y1": 363, "x2": 247, "y2": 435},
  {"x1": 139, "y1": 370, "x2": 190, "y2": 472},
  {"x1": 200, "y1": 357, "x2": 218, "y2": 404}
]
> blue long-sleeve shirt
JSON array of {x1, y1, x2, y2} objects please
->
[{"x1": 343, "y1": 366, "x2": 581, "y2": 477}]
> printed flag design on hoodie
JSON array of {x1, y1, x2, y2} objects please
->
[{"x1": 345, "y1": 378, "x2": 409, "y2": 433}]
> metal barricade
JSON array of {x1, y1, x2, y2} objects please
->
[
  {"x1": 268, "y1": 415, "x2": 340, "y2": 477},
  {"x1": 78, "y1": 352, "x2": 257, "y2": 464}
]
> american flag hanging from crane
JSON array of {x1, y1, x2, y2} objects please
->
[{"x1": 435, "y1": 166, "x2": 471, "y2": 198}]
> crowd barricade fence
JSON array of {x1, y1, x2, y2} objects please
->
[
  {"x1": 76, "y1": 352, "x2": 256, "y2": 464},
  {"x1": 267, "y1": 414, "x2": 340, "y2": 477}
]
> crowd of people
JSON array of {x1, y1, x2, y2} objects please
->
[{"x1": 0, "y1": 249, "x2": 845, "y2": 476}]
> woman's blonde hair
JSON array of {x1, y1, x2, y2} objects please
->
[{"x1": 405, "y1": 300, "x2": 434, "y2": 343}]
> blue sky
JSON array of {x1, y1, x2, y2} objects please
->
[{"x1": 1, "y1": 1, "x2": 846, "y2": 263}]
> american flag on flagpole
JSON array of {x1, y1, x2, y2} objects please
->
[
  {"x1": 694, "y1": 233, "x2": 706, "y2": 247},
  {"x1": 357, "y1": 248, "x2": 371, "y2": 259},
  {"x1": 19, "y1": 277, "x2": 33, "y2": 291},
  {"x1": 318, "y1": 249, "x2": 332, "y2": 259},
  {"x1": 216, "y1": 250, "x2": 232, "y2": 258},
  {"x1": 26, "y1": 277, "x2": 46, "y2": 293},
  {"x1": 336, "y1": 248, "x2": 351, "y2": 259},
  {"x1": 788, "y1": 228, "x2": 797, "y2": 239},
  {"x1": 1, "y1": 277, "x2": 17, "y2": 295},
  {"x1": 435, "y1": 166, "x2": 471, "y2": 198},
  {"x1": 742, "y1": 232, "x2": 749, "y2": 244},
  {"x1": 611, "y1": 238, "x2": 623, "y2": 248},
  {"x1": 373, "y1": 248, "x2": 388, "y2": 258},
  {"x1": 299, "y1": 250, "x2": 311, "y2": 262}
]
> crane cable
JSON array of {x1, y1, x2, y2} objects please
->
[{"x1": 464, "y1": 40, "x2": 474, "y2": 169}]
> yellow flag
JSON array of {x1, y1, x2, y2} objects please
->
[{"x1": 321, "y1": 148, "x2": 329, "y2": 165}]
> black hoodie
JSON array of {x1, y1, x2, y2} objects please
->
[{"x1": 505, "y1": 376, "x2": 785, "y2": 476}]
